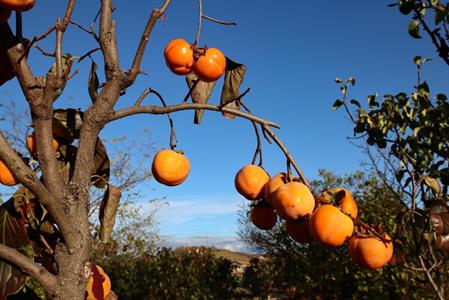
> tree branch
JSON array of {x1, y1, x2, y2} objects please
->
[
  {"x1": 0, "y1": 244, "x2": 57, "y2": 294},
  {"x1": 109, "y1": 102, "x2": 280, "y2": 129},
  {"x1": 99, "y1": 0, "x2": 120, "y2": 80},
  {"x1": 418, "y1": 255, "x2": 445, "y2": 300},
  {"x1": 127, "y1": 0, "x2": 172, "y2": 84}
]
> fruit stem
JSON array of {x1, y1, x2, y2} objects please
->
[{"x1": 148, "y1": 88, "x2": 178, "y2": 149}]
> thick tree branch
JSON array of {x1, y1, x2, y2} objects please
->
[
  {"x1": 109, "y1": 102, "x2": 280, "y2": 129},
  {"x1": 100, "y1": 0, "x2": 121, "y2": 80},
  {"x1": 127, "y1": 0, "x2": 172, "y2": 84},
  {"x1": 0, "y1": 243, "x2": 57, "y2": 294}
]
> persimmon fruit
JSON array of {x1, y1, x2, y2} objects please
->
[
  {"x1": 308, "y1": 204, "x2": 354, "y2": 247},
  {"x1": 151, "y1": 149, "x2": 190, "y2": 186},
  {"x1": 26, "y1": 132, "x2": 59, "y2": 156},
  {"x1": 164, "y1": 38, "x2": 195, "y2": 75},
  {"x1": 250, "y1": 204, "x2": 277, "y2": 230},
  {"x1": 272, "y1": 182, "x2": 315, "y2": 220},
  {"x1": 286, "y1": 218, "x2": 314, "y2": 243},
  {"x1": 85, "y1": 264, "x2": 111, "y2": 300},
  {"x1": 0, "y1": 160, "x2": 18, "y2": 186},
  {"x1": 264, "y1": 172, "x2": 289, "y2": 206},
  {"x1": 322, "y1": 187, "x2": 358, "y2": 218},
  {"x1": 235, "y1": 164, "x2": 270, "y2": 200},
  {"x1": 193, "y1": 47, "x2": 226, "y2": 82},
  {"x1": 0, "y1": 0, "x2": 35, "y2": 12},
  {"x1": 0, "y1": 6, "x2": 10, "y2": 23},
  {"x1": 349, "y1": 234, "x2": 394, "y2": 269}
]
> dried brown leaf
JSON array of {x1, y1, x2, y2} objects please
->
[
  {"x1": 220, "y1": 57, "x2": 247, "y2": 119},
  {"x1": 99, "y1": 185, "x2": 121, "y2": 243},
  {"x1": 186, "y1": 73, "x2": 216, "y2": 124}
]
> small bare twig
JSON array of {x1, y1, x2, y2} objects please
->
[
  {"x1": 148, "y1": 89, "x2": 178, "y2": 149},
  {"x1": 77, "y1": 47, "x2": 101, "y2": 62},
  {"x1": 183, "y1": 79, "x2": 200, "y2": 103},
  {"x1": 202, "y1": 15, "x2": 237, "y2": 26},
  {"x1": 418, "y1": 255, "x2": 445, "y2": 300},
  {"x1": 219, "y1": 87, "x2": 251, "y2": 108},
  {"x1": 15, "y1": 12, "x2": 22, "y2": 40},
  {"x1": 69, "y1": 19, "x2": 100, "y2": 42},
  {"x1": 33, "y1": 45, "x2": 55, "y2": 57}
]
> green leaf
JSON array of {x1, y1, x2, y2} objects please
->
[
  {"x1": 332, "y1": 99, "x2": 344, "y2": 110},
  {"x1": 48, "y1": 53, "x2": 73, "y2": 101},
  {"x1": 88, "y1": 61, "x2": 100, "y2": 103},
  {"x1": 186, "y1": 73, "x2": 217, "y2": 124},
  {"x1": 367, "y1": 95, "x2": 379, "y2": 107},
  {"x1": 219, "y1": 57, "x2": 247, "y2": 120},
  {"x1": 335, "y1": 77, "x2": 343, "y2": 84},
  {"x1": 435, "y1": 8, "x2": 445, "y2": 25},
  {"x1": 346, "y1": 77, "x2": 356, "y2": 86},
  {"x1": 408, "y1": 20, "x2": 422, "y2": 39},
  {"x1": 92, "y1": 138, "x2": 110, "y2": 188}
]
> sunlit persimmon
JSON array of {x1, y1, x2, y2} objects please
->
[
  {"x1": 151, "y1": 149, "x2": 190, "y2": 186},
  {"x1": 264, "y1": 172, "x2": 289, "y2": 206},
  {"x1": 85, "y1": 264, "x2": 111, "y2": 300},
  {"x1": 250, "y1": 203, "x2": 277, "y2": 230},
  {"x1": 26, "y1": 132, "x2": 60, "y2": 156},
  {"x1": 272, "y1": 182, "x2": 315, "y2": 220},
  {"x1": 193, "y1": 47, "x2": 226, "y2": 82},
  {"x1": 0, "y1": 0, "x2": 35, "y2": 12},
  {"x1": 235, "y1": 164, "x2": 270, "y2": 200},
  {"x1": 164, "y1": 38, "x2": 194, "y2": 75},
  {"x1": 308, "y1": 204, "x2": 354, "y2": 247},
  {"x1": 349, "y1": 234, "x2": 394, "y2": 269},
  {"x1": 286, "y1": 218, "x2": 314, "y2": 243},
  {"x1": 322, "y1": 187, "x2": 358, "y2": 218},
  {"x1": 0, "y1": 6, "x2": 10, "y2": 23},
  {"x1": 0, "y1": 160, "x2": 18, "y2": 186}
]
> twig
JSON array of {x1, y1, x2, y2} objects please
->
[
  {"x1": 33, "y1": 45, "x2": 55, "y2": 57},
  {"x1": 238, "y1": 100, "x2": 263, "y2": 166},
  {"x1": 148, "y1": 89, "x2": 178, "y2": 149},
  {"x1": 418, "y1": 255, "x2": 445, "y2": 300},
  {"x1": 15, "y1": 12, "x2": 22, "y2": 40},
  {"x1": 69, "y1": 19, "x2": 99, "y2": 42},
  {"x1": 219, "y1": 87, "x2": 251, "y2": 108},
  {"x1": 127, "y1": 0, "x2": 172, "y2": 84},
  {"x1": 183, "y1": 79, "x2": 199, "y2": 103},
  {"x1": 202, "y1": 15, "x2": 237, "y2": 26},
  {"x1": 77, "y1": 47, "x2": 101, "y2": 62}
]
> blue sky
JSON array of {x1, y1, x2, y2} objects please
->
[{"x1": 1, "y1": 1, "x2": 448, "y2": 251}]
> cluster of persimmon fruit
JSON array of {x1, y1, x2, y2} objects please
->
[
  {"x1": 164, "y1": 38, "x2": 226, "y2": 82},
  {"x1": 235, "y1": 164, "x2": 394, "y2": 270},
  {"x1": 0, "y1": 0, "x2": 35, "y2": 23}
]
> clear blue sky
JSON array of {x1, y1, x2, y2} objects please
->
[{"x1": 1, "y1": 1, "x2": 448, "y2": 251}]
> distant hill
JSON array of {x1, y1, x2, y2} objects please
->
[{"x1": 173, "y1": 246, "x2": 257, "y2": 265}]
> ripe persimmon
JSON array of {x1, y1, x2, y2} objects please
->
[
  {"x1": 264, "y1": 172, "x2": 289, "y2": 206},
  {"x1": 308, "y1": 204, "x2": 354, "y2": 247},
  {"x1": 272, "y1": 182, "x2": 315, "y2": 220},
  {"x1": 0, "y1": 0, "x2": 35, "y2": 12},
  {"x1": 0, "y1": 6, "x2": 11, "y2": 23},
  {"x1": 151, "y1": 149, "x2": 190, "y2": 186},
  {"x1": 286, "y1": 218, "x2": 314, "y2": 243},
  {"x1": 85, "y1": 264, "x2": 111, "y2": 300},
  {"x1": 193, "y1": 47, "x2": 226, "y2": 82},
  {"x1": 250, "y1": 203, "x2": 277, "y2": 230},
  {"x1": 235, "y1": 164, "x2": 270, "y2": 200},
  {"x1": 322, "y1": 187, "x2": 358, "y2": 218},
  {"x1": 349, "y1": 234, "x2": 394, "y2": 269},
  {"x1": 26, "y1": 132, "x2": 59, "y2": 156},
  {"x1": 164, "y1": 38, "x2": 195, "y2": 75},
  {"x1": 0, "y1": 159, "x2": 18, "y2": 186}
]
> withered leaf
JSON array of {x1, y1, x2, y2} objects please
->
[
  {"x1": 99, "y1": 185, "x2": 121, "y2": 243},
  {"x1": 423, "y1": 176, "x2": 442, "y2": 197},
  {"x1": 220, "y1": 57, "x2": 247, "y2": 119},
  {"x1": 88, "y1": 61, "x2": 100, "y2": 103},
  {"x1": 53, "y1": 109, "x2": 84, "y2": 143},
  {"x1": 0, "y1": 200, "x2": 33, "y2": 298},
  {"x1": 0, "y1": 23, "x2": 17, "y2": 87},
  {"x1": 92, "y1": 138, "x2": 110, "y2": 188},
  {"x1": 186, "y1": 72, "x2": 216, "y2": 124}
]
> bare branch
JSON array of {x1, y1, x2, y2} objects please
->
[
  {"x1": 100, "y1": 0, "x2": 121, "y2": 80},
  {"x1": 0, "y1": 244, "x2": 57, "y2": 294},
  {"x1": 109, "y1": 102, "x2": 280, "y2": 129},
  {"x1": 202, "y1": 14, "x2": 237, "y2": 26},
  {"x1": 127, "y1": 0, "x2": 172, "y2": 84},
  {"x1": 418, "y1": 255, "x2": 445, "y2": 300}
]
